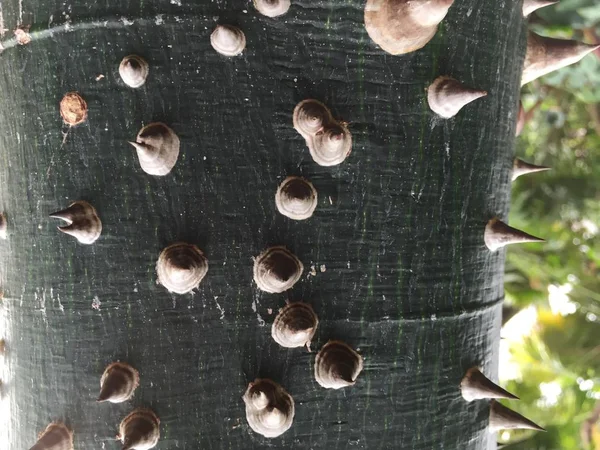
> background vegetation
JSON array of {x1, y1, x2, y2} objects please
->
[{"x1": 500, "y1": 1, "x2": 600, "y2": 448}]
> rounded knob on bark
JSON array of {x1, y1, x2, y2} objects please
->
[
  {"x1": 293, "y1": 99, "x2": 352, "y2": 166},
  {"x1": 364, "y1": 0, "x2": 454, "y2": 55},
  {"x1": 97, "y1": 362, "x2": 140, "y2": 403},
  {"x1": 119, "y1": 55, "x2": 149, "y2": 88},
  {"x1": 49, "y1": 200, "x2": 102, "y2": 245},
  {"x1": 275, "y1": 176, "x2": 318, "y2": 220},
  {"x1": 314, "y1": 340, "x2": 363, "y2": 389},
  {"x1": 156, "y1": 242, "x2": 209, "y2": 294},
  {"x1": 129, "y1": 122, "x2": 180, "y2": 176},
  {"x1": 243, "y1": 378, "x2": 295, "y2": 438},
  {"x1": 117, "y1": 408, "x2": 161, "y2": 450},
  {"x1": 292, "y1": 99, "x2": 331, "y2": 138},
  {"x1": 211, "y1": 25, "x2": 246, "y2": 57},
  {"x1": 272, "y1": 302, "x2": 318, "y2": 349},
  {"x1": 253, "y1": 246, "x2": 303, "y2": 293},
  {"x1": 253, "y1": 0, "x2": 291, "y2": 17},
  {"x1": 308, "y1": 122, "x2": 352, "y2": 167}
]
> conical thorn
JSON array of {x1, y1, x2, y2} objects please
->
[
  {"x1": 489, "y1": 400, "x2": 546, "y2": 432},
  {"x1": 57, "y1": 224, "x2": 78, "y2": 237},
  {"x1": 523, "y1": 0, "x2": 559, "y2": 17},
  {"x1": 49, "y1": 209, "x2": 74, "y2": 223},
  {"x1": 128, "y1": 141, "x2": 153, "y2": 156},
  {"x1": 485, "y1": 218, "x2": 545, "y2": 252},
  {"x1": 523, "y1": 32, "x2": 599, "y2": 85},
  {"x1": 512, "y1": 158, "x2": 551, "y2": 181},
  {"x1": 49, "y1": 201, "x2": 102, "y2": 245},
  {"x1": 461, "y1": 367, "x2": 519, "y2": 402},
  {"x1": 427, "y1": 76, "x2": 487, "y2": 119},
  {"x1": 29, "y1": 423, "x2": 74, "y2": 450},
  {"x1": 516, "y1": 102, "x2": 526, "y2": 136}
]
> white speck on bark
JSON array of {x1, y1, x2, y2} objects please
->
[
  {"x1": 35, "y1": 289, "x2": 48, "y2": 326},
  {"x1": 214, "y1": 296, "x2": 225, "y2": 320},
  {"x1": 91, "y1": 296, "x2": 101, "y2": 310},
  {"x1": 51, "y1": 289, "x2": 64, "y2": 313},
  {"x1": 251, "y1": 294, "x2": 265, "y2": 327},
  {"x1": 0, "y1": 4, "x2": 7, "y2": 37}
]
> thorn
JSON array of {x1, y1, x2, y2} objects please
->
[
  {"x1": 57, "y1": 224, "x2": 81, "y2": 239},
  {"x1": 98, "y1": 361, "x2": 141, "y2": 404},
  {"x1": 522, "y1": 32, "x2": 599, "y2": 85},
  {"x1": 48, "y1": 210, "x2": 74, "y2": 223},
  {"x1": 523, "y1": 0, "x2": 559, "y2": 17},
  {"x1": 512, "y1": 158, "x2": 551, "y2": 181},
  {"x1": 516, "y1": 102, "x2": 526, "y2": 136},
  {"x1": 0, "y1": 212, "x2": 7, "y2": 240},
  {"x1": 128, "y1": 141, "x2": 152, "y2": 155},
  {"x1": 29, "y1": 423, "x2": 73, "y2": 450},
  {"x1": 118, "y1": 408, "x2": 160, "y2": 450},
  {"x1": 314, "y1": 340, "x2": 363, "y2": 389},
  {"x1": 489, "y1": 400, "x2": 546, "y2": 432},
  {"x1": 427, "y1": 76, "x2": 487, "y2": 119},
  {"x1": 485, "y1": 218, "x2": 545, "y2": 252},
  {"x1": 49, "y1": 201, "x2": 102, "y2": 245},
  {"x1": 461, "y1": 367, "x2": 519, "y2": 402}
]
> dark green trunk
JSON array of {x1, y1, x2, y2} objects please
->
[{"x1": 0, "y1": 1, "x2": 524, "y2": 448}]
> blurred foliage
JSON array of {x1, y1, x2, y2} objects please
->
[{"x1": 499, "y1": 2, "x2": 600, "y2": 449}]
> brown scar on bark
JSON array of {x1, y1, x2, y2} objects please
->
[
  {"x1": 60, "y1": 92, "x2": 88, "y2": 126},
  {"x1": 14, "y1": 25, "x2": 31, "y2": 45}
]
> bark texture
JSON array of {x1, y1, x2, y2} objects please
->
[{"x1": 0, "y1": 1, "x2": 526, "y2": 448}]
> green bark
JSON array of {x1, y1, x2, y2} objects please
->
[{"x1": 0, "y1": 0, "x2": 525, "y2": 448}]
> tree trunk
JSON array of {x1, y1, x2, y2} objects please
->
[{"x1": 0, "y1": 1, "x2": 524, "y2": 449}]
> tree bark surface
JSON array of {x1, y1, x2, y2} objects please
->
[{"x1": 0, "y1": 1, "x2": 525, "y2": 449}]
